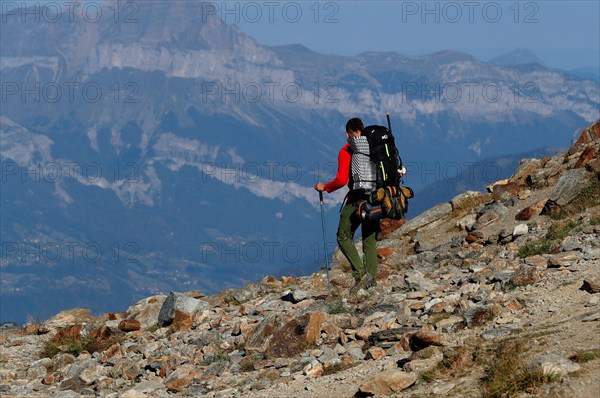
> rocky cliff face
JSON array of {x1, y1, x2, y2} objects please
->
[{"x1": 1, "y1": 120, "x2": 598, "y2": 397}]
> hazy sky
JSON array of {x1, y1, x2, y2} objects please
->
[
  {"x1": 228, "y1": 0, "x2": 600, "y2": 69},
  {"x1": 9, "y1": 1, "x2": 600, "y2": 69}
]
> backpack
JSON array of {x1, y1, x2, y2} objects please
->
[
  {"x1": 361, "y1": 125, "x2": 401, "y2": 189},
  {"x1": 348, "y1": 136, "x2": 376, "y2": 192},
  {"x1": 354, "y1": 123, "x2": 414, "y2": 221}
]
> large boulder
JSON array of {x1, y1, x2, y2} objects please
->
[
  {"x1": 549, "y1": 168, "x2": 594, "y2": 206},
  {"x1": 157, "y1": 292, "x2": 208, "y2": 328}
]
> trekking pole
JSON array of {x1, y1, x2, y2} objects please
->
[
  {"x1": 386, "y1": 112, "x2": 392, "y2": 132},
  {"x1": 319, "y1": 191, "x2": 332, "y2": 295}
]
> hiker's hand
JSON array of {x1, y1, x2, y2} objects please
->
[{"x1": 314, "y1": 182, "x2": 326, "y2": 192}]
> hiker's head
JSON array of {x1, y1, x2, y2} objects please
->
[{"x1": 345, "y1": 118, "x2": 363, "y2": 138}]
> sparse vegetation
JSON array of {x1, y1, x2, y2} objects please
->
[
  {"x1": 546, "y1": 220, "x2": 581, "y2": 241},
  {"x1": 202, "y1": 351, "x2": 230, "y2": 365},
  {"x1": 481, "y1": 339, "x2": 560, "y2": 398},
  {"x1": 517, "y1": 239, "x2": 553, "y2": 258},
  {"x1": 569, "y1": 349, "x2": 600, "y2": 363},
  {"x1": 452, "y1": 194, "x2": 493, "y2": 214},
  {"x1": 327, "y1": 299, "x2": 350, "y2": 314},
  {"x1": 472, "y1": 306, "x2": 500, "y2": 326},
  {"x1": 418, "y1": 345, "x2": 479, "y2": 384},
  {"x1": 44, "y1": 336, "x2": 92, "y2": 359}
]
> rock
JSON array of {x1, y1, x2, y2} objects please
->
[
  {"x1": 45, "y1": 308, "x2": 93, "y2": 330},
  {"x1": 59, "y1": 377, "x2": 87, "y2": 393},
  {"x1": 481, "y1": 326, "x2": 518, "y2": 340},
  {"x1": 549, "y1": 168, "x2": 594, "y2": 206},
  {"x1": 171, "y1": 310, "x2": 194, "y2": 332},
  {"x1": 377, "y1": 247, "x2": 394, "y2": 260},
  {"x1": 118, "y1": 319, "x2": 140, "y2": 332},
  {"x1": 248, "y1": 312, "x2": 327, "y2": 358},
  {"x1": 491, "y1": 182, "x2": 524, "y2": 201},
  {"x1": 510, "y1": 158, "x2": 542, "y2": 185},
  {"x1": 345, "y1": 346, "x2": 365, "y2": 361},
  {"x1": 157, "y1": 292, "x2": 208, "y2": 327},
  {"x1": 509, "y1": 265, "x2": 544, "y2": 286},
  {"x1": 366, "y1": 347, "x2": 386, "y2": 360},
  {"x1": 515, "y1": 200, "x2": 547, "y2": 221},
  {"x1": 126, "y1": 295, "x2": 166, "y2": 329},
  {"x1": 397, "y1": 202, "x2": 452, "y2": 234},
  {"x1": 466, "y1": 230, "x2": 486, "y2": 244},
  {"x1": 449, "y1": 191, "x2": 489, "y2": 211},
  {"x1": 571, "y1": 121, "x2": 600, "y2": 148},
  {"x1": 165, "y1": 364, "x2": 199, "y2": 392},
  {"x1": 581, "y1": 278, "x2": 600, "y2": 293},
  {"x1": 586, "y1": 158, "x2": 600, "y2": 176},
  {"x1": 303, "y1": 360, "x2": 323, "y2": 378},
  {"x1": 379, "y1": 219, "x2": 407, "y2": 239},
  {"x1": 512, "y1": 223, "x2": 529, "y2": 237},
  {"x1": 573, "y1": 146, "x2": 597, "y2": 169},
  {"x1": 561, "y1": 236, "x2": 583, "y2": 252},
  {"x1": 280, "y1": 290, "x2": 310, "y2": 304},
  {"x1": 474, "y1": 202, "x2": 509, "y2": 230},
  {"x1": 404, "y1": 347, "x2": 443, "y2": 372},
  {"x1": 524, "y1": 255, "x2": 548, "y2": 269},
  {"x1": 358, "y1": 370, "x2": 417, "y2": 395},
  {"x1": 518, "y1": 189, "x2": 532, "y2": 200},
  {"x1": 528, "y1": 354, "x2": 581, "y2": 377},
  {"x1": 487, "y1": 179, "x2": 509, "y2": 193},
  {"x1": 547, "y1": 252, "x2": 581, "y2": 267},
  {"x1": 410, "y1": 331, "x2": 447, "y2": 350},
  {"x1": 457, "y1": 214, "x2": 477, "y2": 231},
  {"x1": 435, "y1": 315, "x2": 464, "y2": 333}
]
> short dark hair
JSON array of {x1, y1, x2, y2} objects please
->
[{"x1": 346, "y1": 118, "x2": 364, "y2": 133}]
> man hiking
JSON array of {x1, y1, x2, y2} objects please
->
[{"x1": 314, "y1": 117, "x2": 379, "y2": 292}]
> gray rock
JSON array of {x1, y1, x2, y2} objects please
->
[
  {"x1": 157, "y1": 291, "x2": 208, "y2": 327},
  {"x1": 550, "y1": 168, "x2": 594, "y2": 206},
  {"x1": 203, "y1": 360, "x2": 229, "y2": 377},
  {"x1": 59, "y1": 377, "x2": 87, "y2": 393},
  {"x1": 474, "y1": 202, "x2": 509, "y2": 230},
  {"x1": 561, "y1": 236, "x2": 583, "y2": 252},
  {"x1": 347, "y1": 347, "x2": 366, "y2": 360},
  {"x1": 481, "y1": 326, "x2": 519, "y2": 340},
  {"x1": 548, "y1": 251, "x2": 581, "y2": 267},
  {"x1": 528, "y1": 354, "x2": 581, "y2": 376},
  {"x1": 397, "y1": 202, "x2": 452, "y2": 233},
  {"x1": 457, "y1": 214, "x2": 477, "y2": 231}
]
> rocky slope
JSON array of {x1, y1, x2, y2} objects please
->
[{"x1": 1, "y1": 120, "x2": 599, "y2": 397}]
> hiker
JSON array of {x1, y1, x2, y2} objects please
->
[{"x1": 314, "y1": 117, "x2": 379, "y2": 291}]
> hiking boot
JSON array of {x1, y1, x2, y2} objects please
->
[{"x1": 349, "y1": 273, "x2": 374, "y2": 294}]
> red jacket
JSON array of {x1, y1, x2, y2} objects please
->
[{"x1": 324, "y1": 144, "x2": 352, "y2": 193}]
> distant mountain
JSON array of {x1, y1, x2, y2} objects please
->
[
  {"x1": 489, "y1": 48, "x2": 546, "y2": 66},
  {"x1": 1, "y1": 2, "x2": 598, "y2": 322},
  {"x1": 565, "y1": 67, "x2": 600, "y2": 83}
]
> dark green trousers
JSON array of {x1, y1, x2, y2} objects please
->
[{"x1": 337, "y1": 200, "x2": 379, "y2": 282}]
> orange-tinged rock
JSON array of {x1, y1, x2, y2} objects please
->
[
  {"x1": 53, "y1": 324, "x2": 83, "y2": 343},
  {"x1": 171, "y1": 310, "x2": 193, "y2": 332},
  {"x1": 515, "y1": 200, "x2": 547, "y2": 221},
  {"x1": 573, "y1": 146, "x2": 597, "y2": 169},
  {"x1": 366, "y1": 346, "x2": 386, "y2": 359},
  {"x1": 505, "y1": 299, "x2": 523, "y2": 312},
  {"x1": 377, "y1": 247, "x2": 394, "y2": 259},
  {"x1": 119, "y1": 319, "x2": 141, "y2": 333}
]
